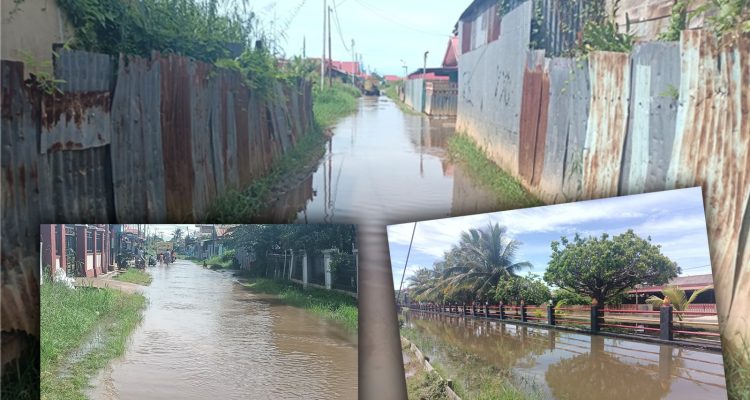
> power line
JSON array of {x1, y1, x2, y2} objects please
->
[
  {"x1": 332, "y1": 0, "x2": 350, "y2": 51},
  {"x1": 397, "y1": 222, "x2": 418, "y2": 304},
  {"x1": 353, "y1": 0, "x2": 450, "y2": 38}
]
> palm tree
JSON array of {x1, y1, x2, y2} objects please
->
[
  {"x1": 439, "y1": 223, "x2": 532, "y2": 301},
  {"x1": 646, "y1": 285, "x2": 713, "y2": 321}
]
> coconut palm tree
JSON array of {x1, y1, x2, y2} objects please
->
[
  {"x1": 439, "y1": 223, "x2": 532, "y2": 301},
  {"x1": 646, "y1": 285, "x2": 713, "y2": 321}
]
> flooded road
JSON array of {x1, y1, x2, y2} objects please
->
[
  {"x1": 264, "y1": 96, "x2": 517, "y2": 398},
  {"x1": 403, "y1": 311, "x2": 727, "y2": 400},
  {"x1": 269, "y1": 96, "x2": 503, "y2": 223},
  {"x1": 90, "y1": 261, "x2": 357, "y2": 400}
]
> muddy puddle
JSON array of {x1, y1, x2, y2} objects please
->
[{"x1": 89, "y1": 260, "x2": 357, "y2": 400}]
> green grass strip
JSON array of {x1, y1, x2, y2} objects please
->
[
  {"x1": 382, "y1": 83, "x2": 422, "y2": 115},
  {"x1": 240, "y1": 277, "x2": 358, "y2": 331},
  {"x1": 40, "y1": 282, "x2": 146, "y2": 400},
  {"x1": 448, "y1": 133, "x2": 543, "y2": 210},
  {"x1": 206, "y1": 83, "x2": 360, "y2": 222},
  {"x1": 113, "y1": 269, "x2": 152, "y2": 285}
]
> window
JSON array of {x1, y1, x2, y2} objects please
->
[
  {"x1": 87, "y1": 230, "x2": 94, "y2": 253},
  {"x1": 55, "y1": 225, "x2": 62, "y2": 255},
  {"x1": 96, "y1": 232, "x2": 103, "y2": 252}
]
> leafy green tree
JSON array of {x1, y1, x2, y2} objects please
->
[
  {"x1": 494, "y1": 274, "x2": 551, "y2": 305},
  {"x1": 543, "y1": 230, "x2": 680, "y2": 306},
  {"x1": 551, "y1": 288, "x2": 591, "y2": 306}
]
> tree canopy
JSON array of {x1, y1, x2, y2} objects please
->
[
  {"x1": 543, "y1": 230, "x2": 680, "y2": 306},
  {"x1": 494, "y1": 274, "x2": 551, "y2": 306},
  {"x1": 406, "y1": 223, "x2": 532, "y2": 303}
]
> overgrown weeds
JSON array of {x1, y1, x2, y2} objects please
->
[
  {"x1": 206, "y1": 82, "x2": 359, "y2": 222},
  {"x1": 447, "y1": 134, "x2": 542, "y2": 210},
  {"x1": 40, "y1": 281, "x2": 146, "y2": 399},
  {"x1": 240, "y1": 277, "x2": 358, "y2": 331},
  {"x1": 203, "y1": 250, "x2": 238, "y2": 270},
  {"x1": 114, "y1": 269, "x2": 153, "y2": 285},
  {"x1": 727, "y1": 337, "x2": 750, "y2": 400}
]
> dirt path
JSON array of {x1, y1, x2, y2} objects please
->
[{"x1": 74, "y1": 273, "x2": 143, "y2": 294}]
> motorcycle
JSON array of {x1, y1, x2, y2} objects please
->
[{"x1": 148, "y1": 256, "x2": 156, "y2": 267}]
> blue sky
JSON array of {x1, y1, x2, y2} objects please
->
[
  {"x1": 251, "y1": 0, "x2": 469, "y2": 76},
  {"x1": 387, "y1": 187, "x2": 714, "y2": 291}
]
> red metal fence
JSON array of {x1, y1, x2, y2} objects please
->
[{"x1": 407, "y1": 302, "x2": 721, "y2": 346}]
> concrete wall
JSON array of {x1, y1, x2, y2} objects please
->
[
  {"x1": 1, "y1": 0, "x2": 74, "y2": 71},
  {"x1": 403, "y1": 78, "x2": 424, "y2": 113},
  {"x1": 457, "y1": 1, "x2": 532, "y2": 177}
]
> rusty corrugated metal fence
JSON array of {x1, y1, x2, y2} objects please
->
[
  {"x1": 457, "y1": 23, "x2": 749, "y2": 357},
  {"x1": 1, "y1": 50, "x2": 314, "y2": 342}
]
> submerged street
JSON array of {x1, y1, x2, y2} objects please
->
[
  {"x1": 269, "y1": 96, "x2": 504, "y2": 223},
  {"x1": 89, "y1": 261, "x2": 357, "y2": 400}
]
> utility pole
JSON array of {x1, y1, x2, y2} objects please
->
[
  {"x1": 351, "y1": 38, "x2": 356, "y2": 86},
  {"x1": 327, "y1": 5, "x2": 333, "y2": 87},
  {"x1": 321, "y1": 0, "x2": 326, "y2": 90},
  {"x1": 423, "y1": 51, "x2": 429, "y2": 114}
]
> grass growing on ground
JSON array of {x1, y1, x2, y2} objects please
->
[
  {"x1": 203, "y1": 250, "x2": 238, "y2": 270},
  {"x1": 1, "y1": 335, "x2": 39, "y2": 400},
  {"x1": 206, "y1": 83, "x2": 360, "y2": 222},
  {"x1": 314, "y1": 82, "x2": 360, "y2": 127},
  {"x1": 401, "y1": 326, "x2": 543, "y2": 400},
  {"x1": 240, "y1": 278, "x2": 357, "y2": 331},
  {"x1": 40, "y1": 281, "x2": 146, "y2": 400},
  {"x1": 448, "y1": 134, "x2": 542, "y2": 209},
  {"x1": 383, "y1": 83, "x2": 422, "y2": 115},
  {"x1": 727, "y1": 338, "x2": 750, "y2": 400},
  {"x1": 113, "y1": 269, "x2": 152, "y2": 285}
]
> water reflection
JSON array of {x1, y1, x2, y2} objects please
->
[{"x1": 403, "y1": 311, "x2": 726, "y2": 400}]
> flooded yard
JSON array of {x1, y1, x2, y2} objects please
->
[
  {"x1": 89, "y1": 260, "x2": 357, "y2": 400},
  {"x1": 402, "y1": 310, "x2": 727, "y2": 400}
]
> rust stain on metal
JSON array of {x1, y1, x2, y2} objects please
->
[
  {"x1": 159, "y1": 54, "x2": 196, "y2": 221},
  {"x1": 667, "y1": 30, "x2": 750, "y2": 352},
  {"x1": 583, "y1": 51, "x2": 631, "y2": 199},
  {"x1": 518, "y1": 54, "x2": 549, "y2": 186}
]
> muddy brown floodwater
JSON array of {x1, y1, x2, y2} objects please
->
[
  {"x1": 263, "y1": 96, "x2": 511, "y2": 399},
  {"x1": 89, "y1": 260, "x2": 357, "y2": 400},
  {"x1": 403, "y1": 311, "x2": 727, "y2": 400}
]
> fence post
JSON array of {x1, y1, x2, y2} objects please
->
[
  {"x1": 471, "y1": 303, "x2": 476, "y2": 317},
  {"x1": 484, "y1": 302, "x2": 489, "y2": 318},
  {"x1": 660, "y1": 305, "x2": 673, "y2": 341},
  {"x1": 499, "y1": 302, "x2": 505, "y2": 320},
  {"x1": 547, "y1": 303, "x2": 555, "y2": 326},
  {"x1": 590, "y1": 302, "x2": 601, "y2": 333},
  {"x1": 322, "y1": 249, "x2": 334, "y2": 289},
  {"x1": 521, "y1": 301, "x2": 527, "y2": 322},
  {"x1": 462, "y1": 303, "x2": 467, "y2": 315}
]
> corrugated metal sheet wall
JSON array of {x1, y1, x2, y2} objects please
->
[
  {"x1": 424, "y1": 81, "x2": 458, "y2": 117},
  {"x1": 457, "y1": 28, "x2": 750, "y2": 354},
  {"x1": 1, "y1": 50, "x2": 314, "y2": 339}
]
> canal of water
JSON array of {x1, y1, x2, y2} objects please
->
[
  {"x1": 402, "y1": 310, "x2": 727, "y2": 400},
  {"x1": 89, "y1": 260, "x2": 357, "y2": 400}
]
